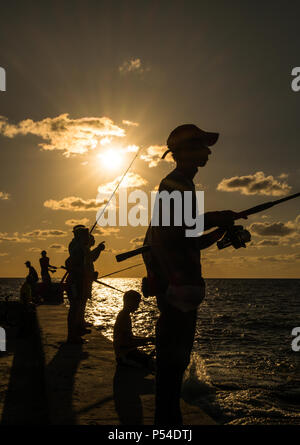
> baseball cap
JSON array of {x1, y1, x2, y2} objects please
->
[
  {"x1": 72, "y1": 224, "x2": 86, "y2": 232},
  {"x1": 162, "y1": 124, "x2": 219, "y2": 159}
]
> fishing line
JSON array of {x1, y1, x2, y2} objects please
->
[{"x1": 90, "y1": 146, "x2": 144, "y2": 234}]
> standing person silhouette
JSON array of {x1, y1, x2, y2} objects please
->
[
  {"x1": 65, "y1": 225, "x2": 105, "y2": 343},
  {"x1": 24, "y1": 261, "x2": 39, "y2": 303},
  {"x1": 143, "y1": 124, "x2": 243, "y2": 424},
  {"x1": 39, "y1": 250, "x2": 57, "y2": 285}
]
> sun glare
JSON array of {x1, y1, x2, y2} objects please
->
[{"x1": 98, "y1": 149, "x2": 123, "y2": 170}]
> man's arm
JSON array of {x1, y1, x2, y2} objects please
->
[
  {"x1": 197, "y1": 227, "x2": 227, "y2": 250},
  {"x1": 91, "y1": 241, "x2": 105, "y2": 262},
  {"x1": 204, "y1": 210, "x2": 247, "y2": 231}
]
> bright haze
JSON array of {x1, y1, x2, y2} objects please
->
[{"x1": 0, "y1": 1, "x2": 299, "y2": 278}]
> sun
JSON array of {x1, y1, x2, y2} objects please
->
[{"x1": 98, "y1": 149, "x2": 123, "y2": 170}]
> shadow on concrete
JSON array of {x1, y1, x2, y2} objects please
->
[
  {"x1": 46, "y1": 343, "x2": 88, "y2": 424},
  {"x1": 113, "y1": 364, "x2": 155, "y2": 424},
  {"x1": 1, "y1": 303, "x2": 155, "y2": 425},
  {"x1": 1, "y1": 305, "x2": 48, "y2": 425}
]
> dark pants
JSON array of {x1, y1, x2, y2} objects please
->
[
  {"x1": 78, "y1": 282, "x2": 92, "y2": 330},
  {"x1": 155, "y1": 296, "x2": 197, "y2": 425},
  {"x1": 66, "y1": 284, "x2": 82, "y2": 341},
  {"x1": 41, "y1": 272, "x2": 51, "y2": 285},
  {"x1": 67, "y1": 281, "x2": 91, "y2": 340}
]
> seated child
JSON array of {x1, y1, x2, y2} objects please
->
[{"x1": 113, "y1": 290, "x2": 155, "y2": 369}]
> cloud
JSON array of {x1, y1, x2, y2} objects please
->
[
  {"x1": 130, "y1": 236, "x2": 144, "y2": 248},
  {"x1": 97, "y1": 172, "x2": 148, "y2": 196},
  {"x1": 103, "y1": 247, "x2": 119, "y2": 254},
  {"x1": 0, "y1": 232, "x2": 31, "y2": 243},
  {"x1": 49, "y1": 244, "x2": 67, "y2": 252},
  {"x1": 250, "y1": 239, "x2": 280, "y2": 248},
  {"x1": 119, "y1": 58, "x2": 146, "y2": 74},
  {"x1": 250, "y1": 221, "x2": 296, "y2": 237},
  {"x1": 122, "y1": 120, "x2": 139, "y2": 127},
  {"x1": 254, "y1": 253, "x2": 300, "y2": 263},
  {"x1": 126, "y1": 144, "x2": 139, "y2": 152},
  {"x1": 0, "y1": 191, "x2": 10, "y2": 200},
  {"x1": 204, "y1": 252, "x2": 300, "y2": 266},
  {"x1": 93, "y1": 227, "x2": 120, "y2": 237},
  {"x1": 0, "y1": 114, "x2": 125, "y2": 157},
  {"x1": 65, "y1": 218, "x2": 89, "y2": 227},
  {"x1": 27, "y1": 247, "x2": 42, "y2": 252},
  {"x1": 44, "y1": 196, "x2": 104, "y2": 212},
  {"x1": 23, "y1": 229, "x2": 67, "y2": 239},
  {"x1": 141, "y1": 145, "x2": 173, "y2": 168},
  {"x1": 0, "y1": 228, "x2": 68, "y2": 244},
  {"x1": 217, "y1": 171, "x2": 291, "y2": 196}
]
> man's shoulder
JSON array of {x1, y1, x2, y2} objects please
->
[
  {"x1": 115, "y1": 309, "x2": 129, "y2": 322},
  {"x1": 159, "y1": 169, "x2": 194, "y2": 192},
  {"x1": 114, "y1": 310, "x2": 131, "y2": 332},
  {"x1": 68, "y1": 238, "x2": 82, "y2": 255}
]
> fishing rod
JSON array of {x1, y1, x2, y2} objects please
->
[
  {"x1": 235, "y1": 192, "x2": 300, "y2": 219},
  {"x1": 60, "y1": 266, "x2": 124, "y2": 292},
  {"x1": 115, "y1": 191, "x2": 300, "y2": 261},
  {"x1": 95, "y1": 279, "x2": 124, "y2": 293},
  {"x1": 90, "y1": 146, "x2": 143, "y2": 234},
  {"x1": 99, "y1": 262, "x2": 143, "y2": 279}
]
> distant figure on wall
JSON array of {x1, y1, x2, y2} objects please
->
[
  {"x1": 39, "y1": 250, "x2": 57, "y2": 285},
  {"x1": 24, "y1": 260, "x2": 39, "y2": 303}
]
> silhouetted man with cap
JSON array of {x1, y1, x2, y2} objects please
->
[{"x1": 143, "y1": 124, "x2": 244, "y2": 424}]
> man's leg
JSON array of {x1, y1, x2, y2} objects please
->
[
  {"x1": 79, "y1": 282, "x2": 92, "y2": 330},
  {"x1": 67, "y1": 286, "x2": 82, "y2": 342},
  {"x1": 155, "y1": 301, "x2": 197, "y2": 425}
]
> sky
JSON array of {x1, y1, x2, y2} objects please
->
[{"x1": 0, "y1": 0, "x2": 299, "y2": 278}]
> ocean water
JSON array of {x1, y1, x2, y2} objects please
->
[{"x1": 1, "y1": 277, "x2": 300, "y2": 425}]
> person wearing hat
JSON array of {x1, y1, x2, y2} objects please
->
[
  {"x1": 24, "y1": 260, "x2": 39, "y2": 303},
  {"x1": 144, "y1": 124, "x2": 243, "y2": 424},
  {"x1": 65, "y1": 225, "x2": 105, "y2": 343},
  {"x1": 39, "y1": 250, "x2": 57, "y2": 286}
]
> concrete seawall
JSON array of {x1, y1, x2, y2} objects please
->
[{"x1": 0, "y1": 303, "x2": 216, "y2": 425}]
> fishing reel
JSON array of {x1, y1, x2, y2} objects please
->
[{"x1": 217, "y1": 225, "x2": 251, "y2": 250}]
